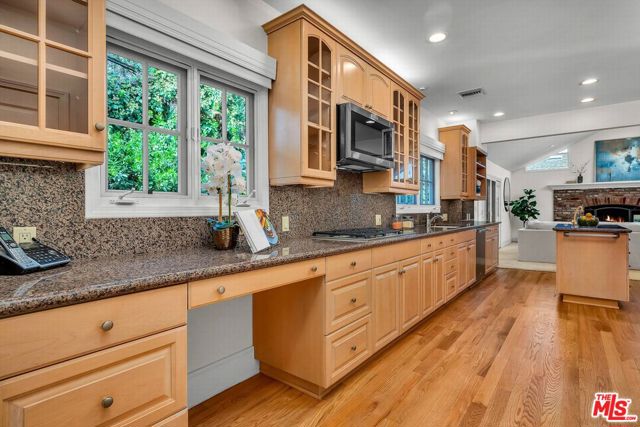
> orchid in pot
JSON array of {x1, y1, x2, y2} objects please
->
[{"x1": 202, "y1": 143, "x2": 247, "y2": 250}]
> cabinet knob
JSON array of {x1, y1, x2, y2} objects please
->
[
  {"x1": 351, "y1": 345, "x2": 357, "y2": 351},
  {"x1": 95, "y1": 122, "x2": 106, "y2": 131},
  {"x1": 100, "y1": 320, "x2": 114, "y2": 332},
  {"x1": 217, "y1": 286, "x2": 226, "y2": 295},
  {"x1": 311, "y1": 266, "x2": 318, "y2": 272},
  {"x1": 350, "y1": 261, "x2": 357, "y2": 267},
  {"x1": 101, "y1": 396, "x2": 114, "y2": 408},
  {"x1": 350, "y1": 297, "x2": 357, "y2": 304},
  {"x1": 399, "y1": 269, "x2": 406, "y2": 275}
]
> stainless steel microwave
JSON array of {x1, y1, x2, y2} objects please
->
[{"x1": 337, "y1": 103, "x2": 394, "y2": 172}]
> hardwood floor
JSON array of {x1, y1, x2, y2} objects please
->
[{"x1": 189, "y1": 269, "x2": 640, "y2": 427}]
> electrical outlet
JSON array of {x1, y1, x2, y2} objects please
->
[
  {"x1": 375, "y1": 214, "x2": 382, "y2": 226},
  {"x1": 281, "y1": 216, "x2": 290, "y2": 232},
  {"x1": 13, "y1": 226, "x2": 36, "y2": 244},
  {"x1": 442, "y1": 213, "x2": 448, "y2": 222}
]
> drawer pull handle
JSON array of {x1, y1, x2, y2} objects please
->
[
  {"x1": 350, "y1": 261, "x2": 357, "y2": 267},
  {"x1": 101, "y1": 396, "x2": 114, "y2": 408},
  {"x1": 217, "y1": 286, "x2": 226, "y2": 295},
  {"x1": 311, "y1": 266, "x2": 318, "y2": 272},
  {"x1": 350, "y1": 297, "x2": 357, "y2": 304},
  {"x1": 100, "y1": 320, "x2": 114, "y2": 332},
  {"x1": 351, "y1": 345, "x2": 357, "y2": 351},
  {"x1": 399, "y1": 269, "x2": 406, "y2": 275}
]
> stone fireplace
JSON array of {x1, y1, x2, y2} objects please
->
[{"x1": 552, "y1": 185, "x2": 640, "y2": 222}]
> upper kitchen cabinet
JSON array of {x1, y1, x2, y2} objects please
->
[
  {"x1": 0, "y1": 0, "x2": 106, "y2": 167},
  {"x1": 263, "y1": 5, "x2": 423, "y2": 188},
  {"x1": 362, "y1": 86, "x2": 420, "y2": 194},
  {"x1": 439, "y1": 125, "x2": 471, "y2": 200},
  {"x1": 336, "y1": 46, "x2": 391, "y2": 119}
]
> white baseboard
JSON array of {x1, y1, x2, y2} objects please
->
[{"x1": 188, "y1": 346, "x2": 259, "y2": 408}]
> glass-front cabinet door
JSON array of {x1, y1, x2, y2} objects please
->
[
  {"x1": 302, "y1": 22, "x2": 336, "y2": 181},
  {"x1": 406, "y1": 97, "x2": 419, "y2": 189},
  {"x1": 391, "y1": 87, "x2": 405, "y2": 186},
  {"x1": 0, "y1": 0, "x2": 106, "y2": 163}
]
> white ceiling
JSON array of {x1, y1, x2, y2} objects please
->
[
  {"x1": 264, "y1": 0, "x2": 640, "y2": 124},
  {"x1": 486, "y1": 132, "x2": 595, "y2": 171}
]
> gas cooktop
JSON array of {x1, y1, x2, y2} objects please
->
[{"x1": 312, "y1": 227, "x2": 404, "y2": 241}]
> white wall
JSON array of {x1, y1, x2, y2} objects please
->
[
  {"x1": 509, "y1": 125, "x2": 640, "y2": 238},
  {"x1": 147, "y1": 0, "x2": 278, "y2": 406},
  {"x1": 486, "y1": 159, "x2": 512, "y2": 247}
]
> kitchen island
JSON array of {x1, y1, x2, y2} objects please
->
[{"x1": 554, "y1": 223, "x2": 631, "y2": 308}]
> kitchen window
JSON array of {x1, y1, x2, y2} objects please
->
[
  {"x1": 85, "y1": 37, "x2": 268, "y2": 218},
  {"x1": 396, "y1": 152, "x2": 442, "y2": 214}
]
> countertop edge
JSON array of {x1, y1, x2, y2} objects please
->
[{"x1": 0, "y1": 222, "x2": 500, "y2": 319}]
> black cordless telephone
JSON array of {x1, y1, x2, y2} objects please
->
[{"x1": 0, "y1": 227, "x2": 70, "y2": 274}]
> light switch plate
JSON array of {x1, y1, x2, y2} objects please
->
[
  {"x1": 281, "y1": 216, "x2": 290, "y2": 232},
  {"x1": 13, "y1": 226, "x2": 36, "y2": 244},
  {"x1": 442, "y1": 213, "x2": 448, "y2": 222},
  {"x1": 375, "y1": 214, "x2": 382, "y2": 226}
]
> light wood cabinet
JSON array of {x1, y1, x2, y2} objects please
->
[
  {"x1": 325, "y1": 271, "x2": 372, "y2": 334},
  {"x1": 325, "y1": 315, "x2": 372, "y2": 385},
  {"x1": 433, "y1": 250, "x2": 446, "y2": 308},
  {"x1": 466, "y1": 241, "x2": 477, "y2": 288},
  {"x1": 0, "y1": 327, "x2": 187, "y2": 427},
  {"x1": 266, "y1": 20, "x2": 337, "y2": 187},
  {"x1": 445, "y1": 273, "x2": 457, "y2": 301},
  {"x1": 0, "y1": 0, "x2": 106, "y2": 167},
  {"x1": 362, "y1": 87, "x2": 420, "y2": 194},
  {"x1": 456, "y1": 242, "x2": 468, "y2": 294},
  {"x1": 372, "y1": 263, "x2": 400, "y2": 351},
  {"x1": 439, "y1": 125, "x2": 471, "y2": 200},
  {"x1": 471, "y1": 147, "x2": 488, "y2": 200},
  {"x1": 420, "y1": 254, "x2": 435, "y2": 317},
  {"x1": 399, "y1": 256, "x2": 421, "y2": 331},
  {"x1": 336, "y1": 47, "x2": 390, "y2": 119},
  {"x1": 264, "y1": 6, "x2": 423, "y2": 188}
]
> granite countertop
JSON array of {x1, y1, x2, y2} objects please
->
[
  {"x1": 553, "y1": 223, "x2": 632, "y2": 233},
  {"x1": 0, "y1": 222, "x2": 500, "y2": 319}
]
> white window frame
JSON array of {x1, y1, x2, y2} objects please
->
[
  {"x1": 86, "y1": 35, "x2": 269, "y2": 218},
  {"x1": 525, "y1": 147, "x2": 569, "y2": 172},
  {"x1": 396, "y1": 136, "x2": 444, "y2": 214}
]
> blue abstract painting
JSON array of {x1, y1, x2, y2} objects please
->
[{"x1": 595, "y1": 137, "x2": 640, "y2": 182}]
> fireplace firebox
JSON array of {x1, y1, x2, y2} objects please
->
[{"x1": 584, "y1": 204, "x2": 640, "y2": 223}]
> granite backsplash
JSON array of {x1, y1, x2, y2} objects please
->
[{"x1": 0, "y1": 158, "x2": 395, "y2": 258}]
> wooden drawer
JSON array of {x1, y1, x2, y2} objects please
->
[
  {"x1": 326, "y1": 249, "x2": 372, "y2": 281},
  {"x1": 152, "y1": 409, "x2": 188, "y2": 427},
  {"x1": 445, "y1": 245, "x2": 457, "y2": 261},
  {"x1": 372, "y1": 240, "x2": 420, "y2": 267},
  {"x1": 189, "y1": 258, "x2": 325, "y2": 308},
  {"x1": 457, "y1": 229, "x2": 476, "y2": 243},
  {"x1": 0, "y1": 327, "x2": 187, "y2": 427},
  {"x1": 325, "y1": 315, "x2": 372, "y2": 386},
  {"x1": 487, "y1": 225, "x2": 499, "y2": 235},
  {"x1": 325, "y1": 271, "x2": 372, "y2": 334},
  {"x1": 0, "y1": 285, "x2": 187, "y2": 380},
  {"x1": 445, "y1": 273, "x2": 457, "y2": 299},
  {"x1": 443, "y1": 232, "x2": 459, "y2": 247},
  {"x1": 421, "y1": 237, "x2": 440, "y2": 253},
  {"x1": 444, "y1": 258, "x2": 457, "y2": 275}
]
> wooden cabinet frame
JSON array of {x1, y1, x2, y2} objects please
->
[{"x1": 0, "y1": 0, "x2": 106, "y2": 166}]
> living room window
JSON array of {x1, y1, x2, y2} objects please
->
[{"x1": 525, "y1": 148, "x2": 569, "y2": 171}]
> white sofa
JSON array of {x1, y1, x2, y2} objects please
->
[{"x1": 518, "y1": 220, "x2": 640, "y2": 269}]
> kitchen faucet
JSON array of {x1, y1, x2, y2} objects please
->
[{"x1": 426, "y1": 214, "x2": 444, "y2": 231}]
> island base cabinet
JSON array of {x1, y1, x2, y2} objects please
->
[
  {"x1": 0, "y1": 327, "x2": 187, "y2": 427},
  {"x1": 556, "y1": 231, "x2": 629, "y2": 304}
]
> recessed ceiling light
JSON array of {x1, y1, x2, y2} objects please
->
[
  {"x1": 581, "y1": 97, "x2": 595, "y2": 103},
  {"x1": 428, "y1": 32, "x2": 447, "y2": 43},
  {"x1": 493, "y1": 111, "x2": 505, "y2": 117},
  {"x1": 449, "y1": 110, "x2": 457, "y2": 115},
  {"x1": 580, "y1": 78, "x2": 598, "y2": 86}
]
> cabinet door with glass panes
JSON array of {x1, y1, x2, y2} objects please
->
[
  {"x1": 0, "y1": 0, "x2": 106, "y2": 165},
  {"x1": 301, "y1": 22, "x2": 336, "y2": 182},
  {"x1": 405, "y1": 95, "x2": 420, "y2": 191}
]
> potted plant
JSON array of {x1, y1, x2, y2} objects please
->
[
  {"x1": 509, "y1": 188, "x2": 541, "y2": 228},
  {"x1": 202, "y1": 143, "x2": 247, "y2": 250},
  {"x1": 571, "y1": 161, "x2": 589, "y2": 183}
]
